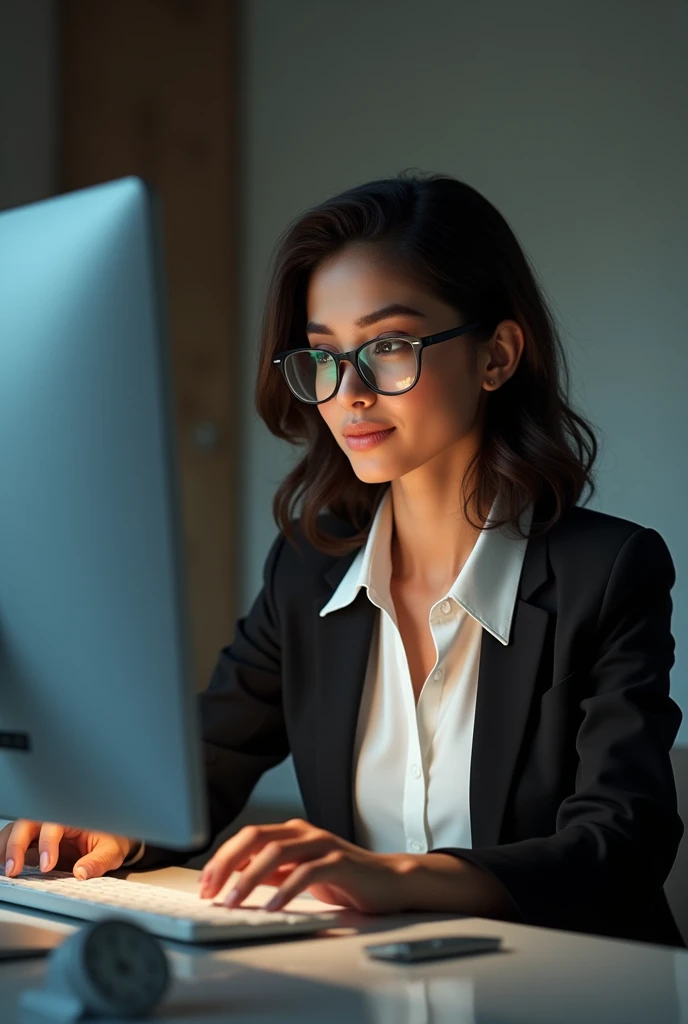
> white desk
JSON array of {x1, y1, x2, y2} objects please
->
[{"x1": 0, "y1": 865, "x2": 686, "y2": 1022}]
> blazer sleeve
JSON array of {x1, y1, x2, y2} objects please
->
[
  {"x1": 430, "y1": 526, "x2": 684, "y2": 937},
  {"x1": 127, "y1": 530, "x2": 289, "y2": 872}
]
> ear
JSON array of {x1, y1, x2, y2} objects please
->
[{"x1": 482, "y1": 320, "x2": 524, "y2": 385}]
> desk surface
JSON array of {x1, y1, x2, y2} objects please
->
[{"x1": 0, "y1": 866, "x2": 686, "y2": 1023}]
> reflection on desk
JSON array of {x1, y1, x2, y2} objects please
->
[{"x1": 362, "y1": 975, "x2": 475, "y2": 1024}]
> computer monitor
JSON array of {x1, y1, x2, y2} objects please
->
[{"x1": 0, "y1": 177, "x2": 208, "y2": 853}]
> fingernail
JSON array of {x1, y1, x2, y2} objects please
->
[
  {"x1": 40, "y1": 852, "x2": 49, "y2": 872},
  {"x1": 224, "y1": 887, "x2": 241, "y2": 907},
  {"x1": 264, "y1": 893, "x2": 282, "y2": 912},
  {"x1": 74, "y1": 865, "x2": 90, "y2": 880},
  {"x1": 4, "y1": 859, "x2": 14, "y2": 877}
]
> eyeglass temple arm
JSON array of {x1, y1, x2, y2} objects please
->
[{"x1": 422, "y1": 322, "x2": 482, "y2": 347}]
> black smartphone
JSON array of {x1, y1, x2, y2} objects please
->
[{"x1": 364, "y1": 935, "x2": 502, "y2": 963}]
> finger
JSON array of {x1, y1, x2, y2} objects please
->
[
  {"x1": 0, "y1": 822, "x2": 14, "y2": 863},
  {"x1": 37, "y1": 823, "x2": 66, "y2": 873},
  {"x1": 263, "y1": 851, "x2": 346, "y2": 911},
  {"x1": 3, "y1": 820, "x2": 41, "y2": 877},
  {"x1": 197, "y1": 819, "x2": 311, "y2": 887},
  {"x1": 200, "y1": 823, "x2": 311, "y2": 898},
  {"x1": 221, "y1": 837, "x2": 334, "y2": 907},
  {"x1": 212, "y1": 862, "x2": 295, "y2": 892},
  {"x1": 257, "y1": 863, "x2": 299, "y2": 886},
  {"x1": 233, "y1": 861, "x2": 298, "y2": 886},
  {"x1": 73, "y1": 837, "x2": 126, "y2": 880}
]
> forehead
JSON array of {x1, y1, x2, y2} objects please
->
[{"x1": 306, "y1": 247, "x2": 426, "y2": 319}]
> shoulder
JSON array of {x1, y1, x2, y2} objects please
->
[
  {"x1": 547, "y1": 503, "x2": 643, "y2": 547},
  {"x1": 544, "y1": 503, "x2": 675, "y2": 587},
  {"x1": 547, "y1": 502, "x2": 668, "y2": 548},
  {"x1": 267, "y1": 512, "x2": 361, "y2": 595}
]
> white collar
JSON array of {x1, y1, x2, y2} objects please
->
[{"x1": 319, "y1": 487, "x2": 534, "y2": 646}]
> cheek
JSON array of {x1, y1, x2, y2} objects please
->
[
  {"x1": 402, "y1": 364, "x2": 472, "y2": 438},
  {"x1": 317, "y1": 404, "x2": 340, "y2": 440}
]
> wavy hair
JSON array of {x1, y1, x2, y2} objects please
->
[{"x1": 255, "y1": 170, "x2": 599, "y2": 556}]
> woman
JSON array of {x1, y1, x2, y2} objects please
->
[{"x1": 1, "y1": 171, "x2": 684, "y2": 947}]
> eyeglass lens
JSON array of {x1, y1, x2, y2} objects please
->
[{"x1": 284, "y1": 337, "x2": 418, "y2": 402}]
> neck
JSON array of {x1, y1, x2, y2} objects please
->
[{"x1": 388, "y1": 443, "x2": 493, "y2": 592}]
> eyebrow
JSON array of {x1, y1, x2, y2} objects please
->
[{"x1": 305, "y1": 303, "x2": 427, "y2": 336}]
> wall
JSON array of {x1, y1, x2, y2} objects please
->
[
  {"x1": 238, "y1": 0, "x2": 688, "y2": 812},
  {"x1": 0, "y1": 0, "x2": 58, "y2": 210}
]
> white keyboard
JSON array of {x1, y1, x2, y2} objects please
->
[{"x1": 0, "y1": 869, "x2": 339, "y2": 943}]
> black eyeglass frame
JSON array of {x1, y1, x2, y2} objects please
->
[{"x1": 272, "y1": 322, "x2": 483, "y2": 404}]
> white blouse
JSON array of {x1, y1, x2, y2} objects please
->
[{"x1": 319, "y1": 487, "x2": 534, "y2": 855}]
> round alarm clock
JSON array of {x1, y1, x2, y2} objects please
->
[{"x1": 18, "y1": 918, "x2": 170, "y2": 1021}]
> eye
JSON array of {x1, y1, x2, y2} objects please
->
[{"x1": 370, "y1": 338, "x2": 406, "y2": 356}]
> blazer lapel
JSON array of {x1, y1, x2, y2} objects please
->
[
  {"x1": 313, "y1": 553, "x2": 376, "y2": 841},
  {"x1": 469, "y1": 526, "x2": 551, "y2": 847},
  {"x1": 313, "y1": 518, "x2": 553, "y2": 848}
]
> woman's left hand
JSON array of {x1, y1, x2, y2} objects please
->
[{"x1": 197, "y1": 818, "x2": 421, "y2": 913}]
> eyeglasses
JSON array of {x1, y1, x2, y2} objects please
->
[{"x1": 272, "y1": 322, "x2": 482, "y2": 404}]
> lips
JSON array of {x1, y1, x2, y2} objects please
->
[
  {"x1": 342, "y1": 423, "x2": 394, "y2": 437},
  {"x1": 343, "y1": 427, "x2": 396, "y2": 451}
]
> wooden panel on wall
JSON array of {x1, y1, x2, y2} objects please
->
[{"x1": 59, "y1": 0, "x2": 240, "y2": 689}]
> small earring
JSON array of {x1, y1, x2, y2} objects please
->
[{"x1": 487, "y1": 378, "x2": 496, "y2": 386}]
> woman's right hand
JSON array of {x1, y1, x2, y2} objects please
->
[{"x1": 0, "y1": 820, "x2": 134, "y2": 880}]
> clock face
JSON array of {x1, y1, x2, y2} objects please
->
[{"x1": 82, "y1": 919, "x2": 169, "y2": 1015}]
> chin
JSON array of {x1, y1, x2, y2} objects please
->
[
  {"x1": 350, "y1": 467, "x2": 394, "y2": 484},
  {"x1": 346, "y1": 455, "x2": 414, "y2": 485}
]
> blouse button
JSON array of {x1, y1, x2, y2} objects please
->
[
  {"x1": 410, "y1": 764, "x2": 422, "y2": 779},
  {"x1": 433, "y1": 669, "x2": 443, "y2": 681},
  {"x1": 440, "y1": 600, "x2": 451, "y2": 614}
]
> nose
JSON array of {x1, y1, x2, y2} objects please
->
[{"x1": 335, "y1": 358, "x2": 376, "y2": 408}]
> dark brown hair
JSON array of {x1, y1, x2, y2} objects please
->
[{"x1": 255, "y1": 169, "x2": 599, "y2": 556}]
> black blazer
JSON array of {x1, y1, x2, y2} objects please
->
[{"x1": 135, "y1": 501, "x2": 685, "y2": 948}]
